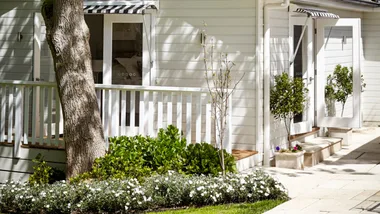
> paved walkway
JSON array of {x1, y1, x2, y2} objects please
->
[{"x1": 261, "y1": 128, "x2": 380, "y2": 214}]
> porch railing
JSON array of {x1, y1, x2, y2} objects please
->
[{"x1": 0, "y1": 81, "x2": 232, "y2": 157}]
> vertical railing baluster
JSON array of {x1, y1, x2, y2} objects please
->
[
  {"x1": 111, "y1": 90, "x2": 120, "y2": 137},
  {"x1": 39, "y1": 87, "x2": 45, "y2": 145},
  {"x1": 23, "y1": 86, "x2": 30, "y2": 145},
  {"x1": 167, "y1": 92, "x2": 173, "y2": 126},
  {"x1": 149, "y1": 92, "x2": 154, "y2": 136},
  {"x1": 31, "y1": 86, "x2": 37, "y2": 145},
  {"x1": 0, "y1": 85, "x2": 5, "y2": 143},
  {"x1": 103, "y1": 89, "x2": 110, "y2": 142},
  {"x1": 186, "y1": 93, "x2": 192, "y2": 144},
  {"x1": 121, "y1": 90, "x2": 126, "y2": 136},
  {"x1": 205, "y1": 93, "x2": 212, "y2": 144},
  {"x1": 177, "y1": 92, "x2": 182, "y2": 135},
  {"x1": 47, "y1": 87, "x2": 53, "y2": 146},
  {"x1": 157, "y1": 92, "x2": 163, "y2": 130},
  {"x1": 14, "y1": 86, "x2": 23, "y2": 157},
  {"x1": 55, "y1": 88, "x2": 60, "y2": 146},
  {"x1": 8, "y1": 86, "x2": 14, "y2": 143},
  {"x1": 139, "y1": 91, "x2": 145, "y2": 135},
  {"x1": 196, "y1": 94, "x2": 202, "y2": 143},
  {"x1": 130, "y1": 91, "x2": 136, "y2": 136}
]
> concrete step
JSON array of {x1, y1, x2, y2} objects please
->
[{"x1": 301, "y1": 137, "x2": 343, "y2": 167}]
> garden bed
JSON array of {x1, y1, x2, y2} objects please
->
[{"x1": 0, "y1": 171, "x2": 288, "y2": 214}]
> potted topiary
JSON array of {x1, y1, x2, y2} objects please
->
[
  {"x1": 270, "y1": 73, "x2": 308, "y2": 169},
  {"x1": 325, "y1": 65, "x2": 366, "y2": 146}
]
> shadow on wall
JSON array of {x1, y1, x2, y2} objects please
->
[{"x1": 154, "y1": 4, "x2": 257, "y2": 149}]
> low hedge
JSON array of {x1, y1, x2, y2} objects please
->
[
  {"x1": 0, "y1": 171, "x2": 288, "y2": 214},
  {"x1": 71, "y1": 125, "x2": 236, "y2": 182}
]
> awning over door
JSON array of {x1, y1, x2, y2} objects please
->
[
  {"x1": 83, "y1": 3, "x2": 157, "y2": 14},
  {"x1": 295, "y1": 8, "x2": 340, "y2": 19}
]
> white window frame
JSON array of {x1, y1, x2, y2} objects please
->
[
  {"x1": 289, "y1": 16, "x2": 314, "y2": 135},
  {"x1": 103, "y1": 11, "x2": 156, "y2": 86},
  {"x1": 316, "y1": 18, "x2": 362, "y2": 128}
]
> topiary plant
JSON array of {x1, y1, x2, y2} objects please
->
[
  {"x1": 325, "y1": 64, "x2": 366, "y2": 117},
  {"x1": 270, "y1": 73, "x2": 308, "y2": 148}
]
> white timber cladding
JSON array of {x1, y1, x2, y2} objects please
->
[
  {"x1": 0, "y1": 0, "x2": 43, "y2": 81},
  {"x1": 362, "y1": 12, "x2": 380, "y2": 124},
  {"x1": 268, "y1": 8, "x2": 290, "y2": 154},
  {"x1": 156, "y1": 0, "x2": 257, "y2": 150}
]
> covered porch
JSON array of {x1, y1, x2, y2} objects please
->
[{"x1": 0, "y1": 80, "x2": 233, "y2": 157}]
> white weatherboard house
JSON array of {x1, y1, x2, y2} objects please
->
[{"x1": 0, "y1": 0, "x2": 380, "y2": 181}]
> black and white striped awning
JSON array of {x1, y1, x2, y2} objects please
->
[
  {"x1": 295, "y1": 8, "x2": 340, "y2": 19},
  {"x1": 83, "y1": 3, "x2": 157, "y2": 14}
]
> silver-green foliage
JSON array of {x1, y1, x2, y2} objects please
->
[
  {"x1": 270, "y1": 73, "x2": 308, "y2": 145},
  {"x1": 0, "y1": 171, "x2": 288, "y2": 213}
]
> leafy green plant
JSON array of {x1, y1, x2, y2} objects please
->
[
  {"x1": 71, "y1": 125, "x2": 234, "y2": 182},
  {"x1": 325, "y1": 65, "x2": 366, "y2": 117},
  {"x1": 29, "y1": 154, "x2": 66, "y2": 185},
  {"x1": 270, "y1": 73, "x2": 308, "y2": 148},
  {"x1": 183, "y1": 143, "x2": 236, "y2": 176}
]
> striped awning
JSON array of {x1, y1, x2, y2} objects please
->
[
  {"x1": 295, "y1": 8, "x2": 340, "y2": 19},
  {"x1": 83, "y1": 3, "x2": 157, "y2": 14}
]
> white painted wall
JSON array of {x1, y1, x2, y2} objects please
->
[
  {"x1": 362, "y1": 12, "x2": 380, "y2": 126},
  {"x1": 156, "y1": 0, "x2": 257, "y2": 150},
  {"x1": 0, "y1": 0, "x2": 44, "y2": 81}
]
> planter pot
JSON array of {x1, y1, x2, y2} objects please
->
[
  {"x1": 328, "y1": 127, "x2": 352, "y2": 146},
  {"x1": 275, "y1": 150, "x2": 305, "y2": 170}
]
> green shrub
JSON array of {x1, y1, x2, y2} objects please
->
[
  {"x1": 0, "y1": 171, "x2": 288, "y2": 213},
  {"x1": 28, "y1": 154, "x2": 66, "y2": 185},
  {"x1": 183, "y1": 143, "x2": 236, "y2": 176},
  {"x1": 72, "y1": 125, "x2": 236, "y2": 182}
]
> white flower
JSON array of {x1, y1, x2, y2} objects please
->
[
  {"x1": 125, "y1": 206, "x2": 129, "y2": 210},
  {"x1": 63, "y1": 191, "x2": 68, "y2": 195},
  {"x1": 68, "y1": 203, "x2": 71, "y2": 208},
  {"x1": 77, "y1": 204, "x2": 81, "y2": 208},
  {"x1": 138, "y1": 201, "x2": 142, "y2": 205},
  {"x1": 155, "y1": 186, "x2": 159, "y2": 190},
  {"x1": 20, "y1": 195, "x2": 23, "y2": 199},
  {"x1": 45, "y1": 205, "x2": 50, "y2": 208},
  {"x1": 265, "y1": 192, "x2": 269, "y2": 196},
  {"x1": 189, "y1": 180, "x2": 193, "y2": 185},
  {"x1": 32, "y1": 198, "x2": 36, "y2": 202},
  {"x1": 165, "y1": 177, "x2": 169, "y2": 181},
  {"x1": 247, "y1": 193, "x2": 252, "y2": 198}
]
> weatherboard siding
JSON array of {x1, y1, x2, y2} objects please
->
[
  {"x1": 156, "y1": 0, "x2": 257, "y2": 150},
  {"x1": 362, "y1": 12, "x2": 380, "y2": 124}
]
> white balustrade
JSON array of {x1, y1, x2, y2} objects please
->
[{"x1": 0, "y1": 81, "x2": 232, "y2": 154}]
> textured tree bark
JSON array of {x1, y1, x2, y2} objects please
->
[{"x1": 42, "y1": 0, "x2": 106, "y2": 179}]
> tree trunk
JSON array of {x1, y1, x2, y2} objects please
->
[{"x1": 42, "y1": 0, "x2": 106, "y2": 179}]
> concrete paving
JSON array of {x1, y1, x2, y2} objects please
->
[{"x1": 261, "y1": 127, "x2": 380, "y2": 214}]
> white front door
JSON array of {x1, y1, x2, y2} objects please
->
[
  {"x1": 316, "y1": 18, "x2": 362, "y2": 128},
  {"x1": 289, "y1": 17, "x2": 314, "y2": 135}
]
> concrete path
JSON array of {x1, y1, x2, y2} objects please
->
[{"x1": 262, "y1": 128, "x2": 380, "y2": 214}]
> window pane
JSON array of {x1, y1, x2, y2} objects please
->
[
  {"x1": 85, "y1": 14, "x2": 104, "y2": 84},
  {"x1": 324, "y1": 26, "x2": 354, "y2": 118},
  {"x1": 112, "y1": 23, "x2": 143, "y2": 86}
]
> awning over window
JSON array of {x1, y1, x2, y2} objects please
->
[
  {"x1": 83, "y1": 3, "x2": 157, "y2": 14},
  {"x1": 295, "y1": 8, "x2": 340, "y2": 19}
]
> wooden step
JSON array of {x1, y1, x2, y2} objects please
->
[
  {"x1": 233, "y1": 149, "x2": 258, "y2": 172},
  {"x1": 290, "y1": 127, "x2": 320, "y2": 143}
]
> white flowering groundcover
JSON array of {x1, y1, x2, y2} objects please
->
[{"x1": 0, "y1": 170, "x2": 288, "y2": 213}]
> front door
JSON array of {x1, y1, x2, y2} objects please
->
[
  {"x1": 289, "y1": 17, "x2": 314, "y2": 135},
  {"x1": 316, "y1": 18, "x2": 362, "y2": 128}
]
